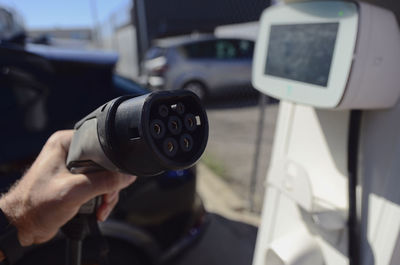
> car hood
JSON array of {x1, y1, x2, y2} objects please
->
[{"x1": 25, "y1": 43, "x2": 119, "y2": 65}]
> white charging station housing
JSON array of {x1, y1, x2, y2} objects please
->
[
  {"x1": 252, "y1": 1, "x2": 400, "y2": 109},
  {"x1": 252, "y1": 2, "x2": 400, "y2": 265}
]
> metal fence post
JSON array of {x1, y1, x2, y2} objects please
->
[{"x1": 249, "y1": 93, "x2": 268, "y2": 212}]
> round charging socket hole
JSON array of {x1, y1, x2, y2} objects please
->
[
  {"x1": 158, "y1": 105, "x2": 169, "y2": 118},
  {"x1": 180, "y1": 134, "x2": 193, "y2": 152},
  {"x1": 150, "y1": 119, "x2": 165, "y2": 139},
  {"x1": 168, "y1": 116, "x2": 182, "y2": 135},
  {"x1": 163, "y1": 138, "x2": 178, "y2": 157},
  {"x1": 184, "y1": 113, "x2": 197, "y2": 132},
  {"x1": 173, "y1": 102, "x2": 185, "y2": 115}
]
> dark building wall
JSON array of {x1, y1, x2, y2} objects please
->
[
  {"x1": 136, "y1": 0, "x2": 399, "y2": 42},
  {"x1": 135, "y1": 0, "x2": 270, "y2": 40}
]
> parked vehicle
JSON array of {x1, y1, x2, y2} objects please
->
[{"x1": 142, "y1": 37, "x2": 255, "y2": 100}]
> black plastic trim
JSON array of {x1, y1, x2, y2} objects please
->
[{"x1": 348, "y1": 110, "x2": 362, "y2": 265}]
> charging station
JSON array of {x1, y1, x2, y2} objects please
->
[{"x1": 251, "y1": 1, "x2": 400, "y2": 264}]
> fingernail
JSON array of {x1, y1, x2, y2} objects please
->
[{"x1": 126, "y1": 174, "x2": 137, "y2": 183}]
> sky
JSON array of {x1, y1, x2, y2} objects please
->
[{"x1": 0, "y1": 0, "x2": 131, "y2": 29}]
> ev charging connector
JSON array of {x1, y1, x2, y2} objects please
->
[{"x1": 63, "y1": 90, "x2": 209, "y2": 265}]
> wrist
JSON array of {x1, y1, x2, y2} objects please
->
[
  {"x1": 0, "y1": 195, "x2": 28, "y2": 264},
  {"x1": 0, "y1": 193, "x2": 31, "y2": 247}
]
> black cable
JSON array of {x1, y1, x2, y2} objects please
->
[
  {"x1": 66, "y1": 239, "x2": 83, "y2": 265},
  {"x1": 88, "y1": 214, "x2": 110, "y2": 265},
  {"x1": 62, "y1": 214, "x2": 89, "y2": 265},
  {"x1": 62, "y1": 209, "x2": 110, "y2": 265},
  {"x1": 347, "y1": 110, "x2": 362, "y2": 265}
]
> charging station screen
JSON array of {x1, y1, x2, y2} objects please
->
[{"x1": 265, "y1": 23, "x2": 339, "y2": 87}]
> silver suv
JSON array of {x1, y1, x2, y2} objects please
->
[{"x1": 143, "y1": 37, "x2": 255, "y2": 100}]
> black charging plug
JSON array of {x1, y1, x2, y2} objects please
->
[
  {"x1": 66, "y1": 90, "x2": 208, "y2": 175},
  {"x1": 63, "y1": 91, "x2": 208, "y2": 265}
]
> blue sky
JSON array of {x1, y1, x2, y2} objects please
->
[{"x1": 0, "y1": 0, "x2": 131, "y2": 29}]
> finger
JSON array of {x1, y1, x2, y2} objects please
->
[
  {"x1": 41, "y1": 130, "x2": 75, "y2": 163},
  {"x1": 57, "y1": 130, "x2": 75, "y2": 153},
  {"x1": 103, "y1": 191, "x2": 118, "y2": 204},
  {"x1": 45, "y1": 130, "x2": 75, "y2": 151},
  {"x1": 97, "y1": 193, "x2": 119, "y2": 221},
  {"x1": 95, "y1": 192, "x2": 118, "y2": 221},
  {"x1": 74, "y1": 172, "x2": 136, "y2": 202}
]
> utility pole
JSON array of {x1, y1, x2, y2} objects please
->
[
  {"x1": 90, "y1": 0, "x2": 101, "y2": 47},
  {"x1": 133, "y1": 0, "x2": 149, "y2": 76}
]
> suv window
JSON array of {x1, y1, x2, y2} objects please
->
[
  {"x1": 215, "y1": 40, "x2": 237, "y2": 59},
  {"x1": 236, "y1": 39, "x2": 254, "y2": 59},
  {"x1": 183, "y1": 40, "x2": 215, "y2": 59},
  {"x1": 183, "y1": 39, "x2": 254, "y2": 60}
]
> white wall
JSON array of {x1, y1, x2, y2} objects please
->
[{"x1": 114, "y1": 25, "x2": 140, "y2": 80}]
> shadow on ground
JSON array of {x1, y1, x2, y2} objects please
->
[{"x1": 168, "y1": 213, "x2": 258, "y2": 265}]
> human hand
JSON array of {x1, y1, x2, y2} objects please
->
[{"x1": 0, "y1": 130, "x2": 136, "y2": 246}]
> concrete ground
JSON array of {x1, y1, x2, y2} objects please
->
[
  {"x1": 197, "y1": 163, "x2": 261, "y2": 226},
  {"x1": 202, "y1": 99, "x2": 279, "y2": 214}
]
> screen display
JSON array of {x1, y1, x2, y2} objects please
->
[{"x1": 265, "y1": 23, "x2": 339, "y2": 87}]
